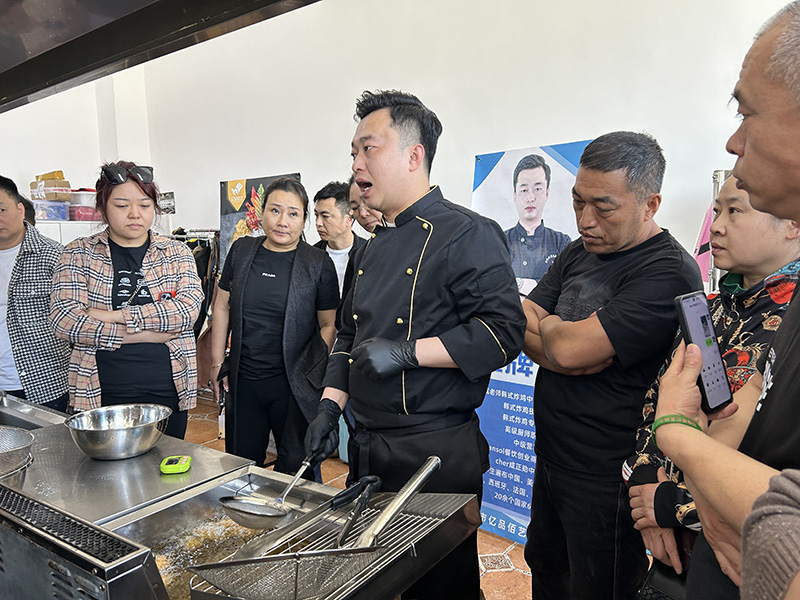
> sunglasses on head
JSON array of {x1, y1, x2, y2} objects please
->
[{"x1": 101, "y1": 165, "x2": 154, "y2": 185}]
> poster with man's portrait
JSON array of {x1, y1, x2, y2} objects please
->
[
  {"x1": 472, "y1": 139, "x2": 591, "y2": 542},
  {"x1": 473, "y1": 141, "x2": 590, "y2": 295}
]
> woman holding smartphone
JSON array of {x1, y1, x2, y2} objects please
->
[
  {"x1": 50, "y1": 161, "x2": 203, "y2": 438},
  {"x1": 624, "y1": 175, "x2": 800, "y2": 597}
]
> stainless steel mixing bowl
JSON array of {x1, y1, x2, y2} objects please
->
[{"x1": 65, "y1": 404, "x2": 172, "y2": 460}]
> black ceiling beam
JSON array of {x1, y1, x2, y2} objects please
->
[{"x1": 0, "y1": 0, "x2": 321, "y2": 114}]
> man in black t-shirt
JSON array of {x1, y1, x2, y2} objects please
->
[
  {"x1": 522, "y1": 131, "x2": 702, "y2": 600},
  {"x1": 653, "y1": 5, "x2": 800, "y2": 598}
]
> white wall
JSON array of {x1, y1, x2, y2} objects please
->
[
  {"x1": 2, "y1": 81, "x2": 101, "y2": 193},
  {"x1": 0, "y1": 0, "x2": 789, "y2": 249}
]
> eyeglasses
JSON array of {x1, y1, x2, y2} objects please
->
[{"x1": 101, "y1": 165, "x2": 154, "y2": 185}]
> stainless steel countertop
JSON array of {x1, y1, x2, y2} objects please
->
[
  {"x1": 10, "y1": 422, "x2": 253, "y2": 525},
  {"x1": 0, "y1": 392, "x2": 67, "y2": 429}
]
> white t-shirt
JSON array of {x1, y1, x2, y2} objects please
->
[
  {"x1": 0, "y1": 243, "x2": 22, "y2": 390},
  {"x1": 325, "y1": 245, "x2": 352, "y2": 294}
]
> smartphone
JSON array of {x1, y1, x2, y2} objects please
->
[{"x1": 674, "y1": 291, "x2": 733, "y2": 414}]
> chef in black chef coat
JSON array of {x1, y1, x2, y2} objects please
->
[{"x1": 305, "y1": 90, "x2": 525, "y2": 600}]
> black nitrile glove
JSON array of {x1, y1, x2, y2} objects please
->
[
  {"x1": 351, "y1": 337, "x2": 419, "y2": 379},
  {"x1": 304, "y1": 398, "x2": 342, "y2": 464}
]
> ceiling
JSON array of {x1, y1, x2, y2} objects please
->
[{"x1": 0, "y1": 0, "x2": 321, "y2": 114}]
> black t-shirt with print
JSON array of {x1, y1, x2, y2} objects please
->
[
  {"x1": 238, "y1": 246, "x2": 295, "y2": 379},
  {"x1": 96, "y1": 237, "x2": 174, "y2": 395},
  {"x1": 218, "y1": 245, "x2": 339, "y2": 380},
  {"x1": 739, "y1": 284, "x2": 800, "y2": 466}
]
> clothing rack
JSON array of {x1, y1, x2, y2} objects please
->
[
  {"x1": 170, "y1": 229, "x2": 219, "y2": 241},
  {"x1": 170, "y1": 228, "x2": 221, "y2": 337}
]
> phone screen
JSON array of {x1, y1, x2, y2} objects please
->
[{"x1": 675, "y1": 292, "x2": 733, "y2": 413}]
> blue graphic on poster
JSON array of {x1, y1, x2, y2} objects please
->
[
  {"x1": 473, "y1": 140, "x2": 591, "y2": 541},
  {"x1": 477, "y1": 360, "x2": 538, "y2": 542}
]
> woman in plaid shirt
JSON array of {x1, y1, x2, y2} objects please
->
[{"x1": 50, "y1": 161, "x2": 203, "y2": 438}]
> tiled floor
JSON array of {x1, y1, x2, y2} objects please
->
[{"x1": 186, "y1": 394, "x2": 532, "y2": 600}]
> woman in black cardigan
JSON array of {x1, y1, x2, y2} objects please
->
[{"x1": 210, "y1": 178, "x2": 338, "y2": 477}]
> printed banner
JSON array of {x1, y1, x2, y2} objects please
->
[
  {"x1": 473, "y1": 140, "x2": 591, "y2": 541},
  {"x1": 693, "y1": 201, "x2": 714, "y2": 287}
]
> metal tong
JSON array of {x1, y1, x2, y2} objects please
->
[
  {"x1": 335, "y1": 476, "x2": 382, "y2": 547},
  {"x1": 190, "y1": 457, "x2": 442, "y2": 600},
  {"x1": 233, "y1": 474, "x2": 382, "y2": 560},
  {"x1": 353, "y1": 455, "x2": 441, "y2": 548}
]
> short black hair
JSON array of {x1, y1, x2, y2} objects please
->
[
  {"x1": 355, "y1": 90, "x2": 443, "y2": 173},
  {"x1": 347, "y1": 174, "x2": 359, "y2": 204},
  {"x1": 19, "y1": 196, "x2": 35, "y2": 225},
  {"x1": 579, "y1": 131, "x2": 666, "y2": 201},
  {"x1": 0, "y1": 175, "x2": 21, "y2": 204},
  {"x1": 313, "y1": 181, "x2": 351, "y2": 216},
  {"x1": 513, "y1": 154, "x2": 551, "y2": 189},
  {"x1": 263, "y1": 176, "x2": 309, "y2": 222}
]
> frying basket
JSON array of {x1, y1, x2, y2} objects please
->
[{"x1": 190, "y1": 546, "x2": 387, "y2": 600}]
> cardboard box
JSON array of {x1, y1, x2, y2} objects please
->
[
  {"x1": 30, "y1": 179, "x2": 71, "y2": 201},
  {"x1": 36, "y1": 170, "x2": 64, "y2": 180}
]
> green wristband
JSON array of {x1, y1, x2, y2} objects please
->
[{"x1": 652, "y1": 414, "x2": 703, "y2": 450}]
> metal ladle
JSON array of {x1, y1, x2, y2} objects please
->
[{"x1": 220, "y1": 454, "x2": 312, "y2": 529}]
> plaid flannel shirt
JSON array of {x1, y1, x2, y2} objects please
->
[
  {"x1": 6, "y1": 223, "x2": 70, "y2": 404},
  {"x1": 50, "y1": 229, "x2": 203, "y2": 412}
]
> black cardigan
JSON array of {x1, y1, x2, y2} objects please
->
[{"x1": 223, "y1": 237, "x2": 334, "y2": 424}]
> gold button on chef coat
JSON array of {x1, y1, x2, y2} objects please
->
[
  {"x1": 396, "y1": 318, "x2": 404, "y2": 324},
  {"x1": 406, "y1": 268, "x2": 413, "y2": 275}
]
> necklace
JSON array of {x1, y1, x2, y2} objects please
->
[{"x1": 120, "y1": 276, "x2": 147, "y2": 308}]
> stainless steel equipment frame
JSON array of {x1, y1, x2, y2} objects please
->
[
  {"x1": 0, "y1": 454, "x2": 479, "y2": 600},
  {"x1": 188, "y1": 492, "x2": 480, "y2": 600},
  {"x1": 0, "y1": 482, "x2": 169, "y2": 599}
]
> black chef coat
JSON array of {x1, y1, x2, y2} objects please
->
[
  {"x1": 324, "y1": 185, "x2": 525, "y2": 430},
  {"x1": 323, "y1": 186, "x2": 524, "y2": 600}
]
